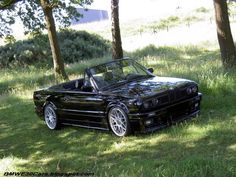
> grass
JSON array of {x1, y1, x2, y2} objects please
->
[
  {"x1": 0, "y1": 57, "x2": 111, "y2": 95},
  {"x1": 0, "y1": 44, "x2": 236, "y2": 177}
]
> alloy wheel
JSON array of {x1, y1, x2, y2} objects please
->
[
  {"x1": 108, "y1": 107, "x2": 130, "y2": 136},
  {"x1": 44, "y1": 104, "x2": 58, "y2": 129}
]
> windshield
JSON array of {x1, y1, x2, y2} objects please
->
[{"x1": 89, "y1": 59, "x2": 152, "y2": 90}]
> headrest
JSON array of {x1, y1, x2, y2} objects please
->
[{"x1": 75, "y1": 80, "x2": 79, "y2": 88}]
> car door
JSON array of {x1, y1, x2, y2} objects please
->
[
  {"x1": 60, "y1": 90, "x2": 107, "y2": 128},
  {"x1": 58, "y1": 73, "x2": 108, "y2": 129}
]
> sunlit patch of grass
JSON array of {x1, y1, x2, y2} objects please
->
[
  {"x1": 227, "y1": 144, "x2": 236, "y2": 152},
  {"x1": 0, "y1": 156, "x2": 29, "y2": 173}
]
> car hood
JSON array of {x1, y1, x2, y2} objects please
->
[{"x1": 105, "y1": 76, "x2": 195, "y2": 99}]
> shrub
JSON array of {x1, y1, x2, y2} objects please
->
[
  {"x1": 0, "y1": 29, "x2": 110, "y2": 68},
  {"x1": 195, "y1": 7, "x2": 210, "y2": 13}
]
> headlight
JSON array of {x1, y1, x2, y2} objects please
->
[
  {"x1": 187, "y1": 86, "x2": 198, "y2": 95},
  {"x1": 143, "y1": 98, "x2": 159, "y2": 109},
  {"x1": 152, "y1": 98, "x2": 159, "y2": 106},
  {"x1": 191, "y1": 85, "x2": 198, "y2": 93},
  {"x1": 186, "y1": 87, "x2": 192, "y2": 95}
]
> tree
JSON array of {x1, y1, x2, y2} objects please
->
[
  {"x1": 111, "y1": 0, "x2": 123, "y2": 59},
  {"x1": 0, "y1": 0, "x2": 92, "y2": 80},
  {"x1": 213, "y1": 0, "x2": 236, "y2": 68},
  {"x1": 40, "y1": 0, "x2": 67, "y2": 80}
]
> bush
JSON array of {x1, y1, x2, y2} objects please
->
[
  {"x1": 195, "y1": 7, "x2": 210, "y2": 13},
  {"x1": 0, "y1": 29, "x2": 110, "y2": 68}
]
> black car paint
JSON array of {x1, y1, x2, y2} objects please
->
[{"x1": 34, "y1": 59, "x2": 202, "y2": 133}]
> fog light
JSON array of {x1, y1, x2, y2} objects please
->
[{"x1": 145, "y1": 119, "x2": 153, "y2": 126}]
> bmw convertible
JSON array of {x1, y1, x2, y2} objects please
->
[{"x1": 33, "y1": 58, "x2": 202, "y2": 136}]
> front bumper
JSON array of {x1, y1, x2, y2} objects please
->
[
  {"x1": 35, "y1": 106, "x2": 44, "y2": 119},
  {"x1": 128, "y1": 93, "x2": 202, "y2": 133}
]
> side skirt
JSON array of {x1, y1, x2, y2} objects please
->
[{"x1": 61, "y1": 122, "x2": 110, "y2": 131}]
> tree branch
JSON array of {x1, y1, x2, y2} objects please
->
[
  {"x1": 40, "y1": 0, "x2": 58, "y2": 10},
  {"x1": 0, "y1": 0, "x2": 23, "y2": 10}
]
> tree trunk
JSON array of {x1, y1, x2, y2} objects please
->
[
  {"x1": 111, "y1": 0, "x2": 123, "y2": 59},
  {"x1": 213, "y1": 0, "x2": 236, "y2": 68},
  {"x1": 40, "y1": 0, "x2": 68, "y2": 80}
]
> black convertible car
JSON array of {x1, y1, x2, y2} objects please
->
[{"x1": 33, "y1": 58, "x2": 202, "y2": 136}]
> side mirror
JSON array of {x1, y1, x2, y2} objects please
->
[{"x1": 148, "y1": 68, "x2": 154, "y2": 73}]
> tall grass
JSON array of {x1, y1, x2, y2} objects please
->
[{"x1": 0, "y1": 57, "x2": 112, "y2": 95}]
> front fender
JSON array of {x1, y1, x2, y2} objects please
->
[
  {"x1": 106, "y1": 101, "x2": 129, "y2": 115},
  {"x1": 43, "y1": 100, "x2": 58, "y2": 112}
]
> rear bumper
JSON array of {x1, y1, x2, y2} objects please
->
[{"x1": 128, "y1": 93, "x2": 202, "y2": 133}]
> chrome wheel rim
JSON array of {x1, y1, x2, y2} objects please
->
[
  {"x1": 109, "y1": 108, "x2": 127, "y2": 136},
  {"x1": 44, "y1": 106, "x2": 57, "y2": 129}
]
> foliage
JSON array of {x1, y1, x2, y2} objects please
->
[
  {"x1": 228, "y1": 1, "x2": 236, "y2": 17},
  {"x1": 4, "y1": 34, "x2": 16, "y2": 44},
  {"x1": 0, "y1": 0, "x2": 93, "y2": 37},
  {"x1": 59, "y1": 30, "x2": 110, "y2": 63},
  {"x1": 0, "y1": 0, "x2": 95, "y2": 80},
  {"x1": 0, "y1": 45, "x2": 236, "y2": 177},
  {"x1": 195, "y1": 7, "x2": 210, "y2": 13},
  {"x1": 0, "y1": 30, "x2": 110, "y2": 68},
  {"x1": 0, "y1": 0, "x2": 16, "y2": 37}
]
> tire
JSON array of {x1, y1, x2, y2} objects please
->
[
  {"x1": 108, "y1": 107, "x2": 131, "y2": 137},
  {"x1": 44, "y1": 104, "x2": 59, "y2": 130}
]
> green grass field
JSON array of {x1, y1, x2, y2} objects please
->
[{"x1": 0, "y1": 45, "x2": 236, "y2": 177}]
